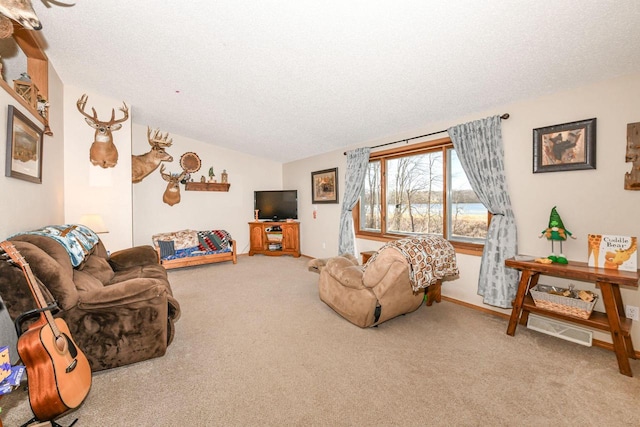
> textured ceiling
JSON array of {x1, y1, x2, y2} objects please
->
[{"x1": 29, "y1": 1, "x2": 640, "y2": 163}]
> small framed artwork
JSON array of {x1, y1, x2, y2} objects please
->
[
  {"x1": 533, "y1": 118, "x2": 596, "y2": 173},
  {"x1": 5, "y1": 105, "x2": 43, "y2": 183},
  {"x1": 311, "y1": 167, "x2": 338, "y2": 204}
]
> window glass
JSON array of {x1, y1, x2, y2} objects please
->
[
  {"x1": 356, "y1": 138, "x2": 489, "y2": 248},
  {"x1": 448, "y1": 149, "x2": 489, "y2": 241},
  {"x1": 360, "y1": 159, "x2": 381, "y2": 231},
  {"x1": 386, "y1": 152, "x2": 443, "y2": 234}
]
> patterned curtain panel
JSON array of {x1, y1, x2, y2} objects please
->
[
  {"x1": 448, "y1": 115, "x2": 518, "y2": 308},
  {"x1": 338, "y1": 147, "x2": 371, "y2": 255}
]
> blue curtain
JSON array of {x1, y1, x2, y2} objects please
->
[
  {"x1": 338, "y1": 147, "x2": 371, "y2": 255},
  {"x1": 448, "y1": 116, "x2": 518, "y2": 308}
]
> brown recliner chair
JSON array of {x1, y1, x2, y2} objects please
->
[
  {"x1": 0, "y1": 233, "x2": 180, "y2": 371},
  {"x1": 317, "y1": 248, "x2": 436, "y2": 327}
]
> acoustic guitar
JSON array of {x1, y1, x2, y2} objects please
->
[{"x1": 0, "y1": 241, "x2": 91, "y2": 421}]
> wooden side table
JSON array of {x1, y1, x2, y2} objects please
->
[
  {"x1": 505, "y1": 258, "x2": 639, "y2": 376},
  {"x1": 360, "y1": 250, "x2": 375, "y2": 264}
]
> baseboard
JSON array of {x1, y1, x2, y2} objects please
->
[
  {"x1": 440, "y1": 295, "x2": 640, "y2": 358},
  {"x1": 440, "y1": 296, "x2": 510, "y2": 319}
]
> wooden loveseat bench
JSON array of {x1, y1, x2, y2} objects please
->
[{"x1": 152, "y1": 229, "x2": 237, "y2": 270}]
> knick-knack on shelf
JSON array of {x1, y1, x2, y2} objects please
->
[
  {"x1": 221, "y1": 169, "x2": 228, "y2": 183},
  {"x1": 254, "y1": 210, "x2": 259, "y2": 221}
]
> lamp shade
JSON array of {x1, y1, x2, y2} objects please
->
[{"x1": 79, "y1": 214, "x2": 108, "y2": 234}]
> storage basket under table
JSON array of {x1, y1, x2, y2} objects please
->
[{"x1": 529, "y1": 284, "x2": 598, "y2": 320}]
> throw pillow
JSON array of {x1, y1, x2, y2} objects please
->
[
  {"x1": 197, "y1": 230, "x2": 232, "y2": 251},
  {"x1": 197, "y1": 232, "x2": 222, "y2": 251},
  {"x1": 158, "y1": 240, "x2": 176, "y2": 259}
]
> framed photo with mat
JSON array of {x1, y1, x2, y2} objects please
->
[
  {"x1": 311, "y1": 167, "x2": 338, "y2": 204},
  {"x1": 5, "y1": 105, "x2": 43, "y2": 183},
  {"x1": 533, "y1": 118, "x2": 596, "y2": 173}
]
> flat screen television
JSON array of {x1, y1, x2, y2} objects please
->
[{"x1": 254, "y1": 190, "x2": 298, "y2": 221}]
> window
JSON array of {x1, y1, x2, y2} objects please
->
[{"x1": 355, "y1": 137, "x2": 489, "y2": 254}]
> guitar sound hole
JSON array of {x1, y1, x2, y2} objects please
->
[{"x1": 55, "y1": 335, "x2": 68, "y2": 353}]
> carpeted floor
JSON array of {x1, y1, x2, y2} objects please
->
[{"x1": 2, "y1": 255, "x2": 640, "y2": 426}]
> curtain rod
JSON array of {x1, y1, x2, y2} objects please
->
[{"x1": 343, "y1": 113, "x2": 510, "y2": 155}]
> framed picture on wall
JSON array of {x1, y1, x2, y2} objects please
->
[
  {"x1": 311, "y1": 167, "x2": 338, "y2": 203},
  {"x1": 5, "y1": 105, "x2": 44, "y2": 183},
  {"x1": 533, "y1": 118, "x2": 596, "y2": 173}
]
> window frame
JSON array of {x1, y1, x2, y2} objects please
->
[{"x1": 353, "y1": 136, "x2": 487, "y2": 256}]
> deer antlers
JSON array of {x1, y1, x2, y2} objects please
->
[
  {"x1": 160, "y1": 164, "x2": 186, "y2": 182},
  {"x1": 77, "y1": 94, "x2": 129, "y2": 126},
  {"x1": 77, "y1": 94, "x2": 129, "y2": 168},
  {"x1": 147, "y1": 127, "x2": 173, "y2": 148},
  {"x1": 132, "y1": 128, "x2": 175, "y2": 183}
]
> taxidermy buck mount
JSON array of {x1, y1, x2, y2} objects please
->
[
  {"x1": 0, "y1": 0, "x2": 42, "y2": 32},
  {"x1": 76, "y1": 94, "x2": 129, "y2": 168},
  {"x1": 132, "y1": 127, "x2": 174, "y2": 183},
  {"x1": 0, "y1": 1, "x2": 76, "y2": 37},
  {"x1": 160, "y1": 165, "x2": 186, "y2": 206}
]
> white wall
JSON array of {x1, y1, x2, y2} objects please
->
[
  {"x1": 0, "y1": 61, "x2": 65, "y2": 238},
  {"x1": 284, "y1": 72, "x2": 640, "y2": 344},
  {"x1": 0, "y1": 62, "x2": 65, "y2": 362},
  {"x1": 131, "y1": 123, "x2": 283, "y2": 253},
  {"x1": 63, "y1": 85, "x2": 133, "y2": 251},
  {"x1": 283, "y1": 150, "x2": 344, "y2": 258}
]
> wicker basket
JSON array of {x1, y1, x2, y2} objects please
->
[{"x1": 529, "y1": 284, "x2": 597, "y2": 320}]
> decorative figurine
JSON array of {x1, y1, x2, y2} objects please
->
[
  {"x1": 254, "y1": 209, "x2": 259, "y2": 221},
  {"x1": 208, "y1": 166, "x2": 215, "y2": 182},
  {"x1": 539, "y1": 206, "x2": 575, "y2": 264},
  {"x1": 221, "y1": 169, "x2": 228, "y2": 184}
]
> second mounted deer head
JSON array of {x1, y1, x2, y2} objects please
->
[
  {"x1": 160, "y1": 165, "x2": 187, "y2": 206},
  {"x1": 76, "y1": 94, "x2": 129, "y2": 168},
  {"x1": 132, "y1": 127, "x2": 174, "y2": 183}
]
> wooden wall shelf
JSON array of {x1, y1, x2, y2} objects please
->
[
  {"x1": 184, "y1": 182, "x2": 230, "y2": 192},
  {"x1": 0, "y1": 23, "x2": 50, "y2": 130}
]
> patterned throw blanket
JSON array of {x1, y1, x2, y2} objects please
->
[
  {"x1": 11, "y1": 224, "x2": 99, "y2": 268},
  {"x1": 151, "y1": 229, "x2": 233, "y2": 260},
  {"x1": 366, "y1": 235, "x2": 459, "y2": 292}
]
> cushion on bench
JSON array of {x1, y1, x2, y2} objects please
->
[
  {"x1": 152, "y1": 229, "x2": 233, "y2": 261},
  {"x1": 158, "y1": 240, "x2": 176, "y2": 258},
  {"x1": 152, "y1": 229, "x2": 199, "y2": 250}
]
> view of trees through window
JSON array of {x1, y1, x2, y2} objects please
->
[{"x1": 358, "y1": 141, "x2": 488, "y2": 243}]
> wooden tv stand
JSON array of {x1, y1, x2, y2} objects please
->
[
  {"x1": 248, "y1": 221, "x2": 300, "y2": 257},
  {"x1": 505, "y1": 258, "x2": 639, "y2": 376}
]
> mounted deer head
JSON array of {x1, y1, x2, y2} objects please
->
[
  {"x1": 160, "y1": 165, "x2": 186, "y2": 206},
  {"x1": 76, "y1": 94, "x2": 129, "y2": 168},
  {"x1": 0, "y1": 0, "x2": 41, "y2": 30},
  {"x1": 132, "y1": 127, "x2": 174, "y2": 183}
]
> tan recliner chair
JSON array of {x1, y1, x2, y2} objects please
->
[{"x1": 317, "y1": 247, "x2": 435, "y2": 327}]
